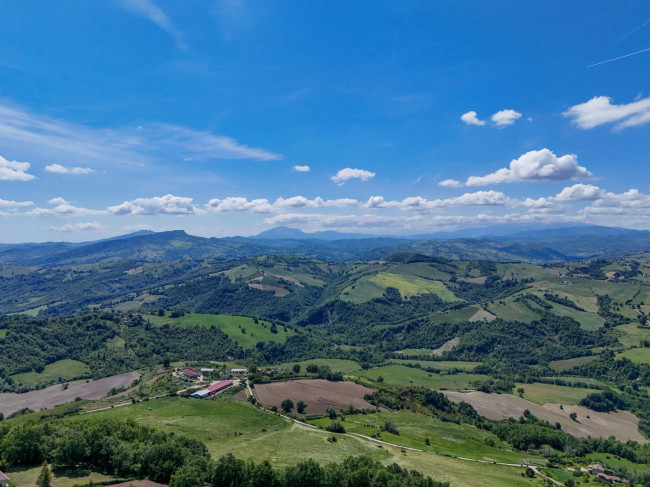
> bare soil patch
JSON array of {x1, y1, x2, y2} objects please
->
[
  {"x1": 431, "y1": 338, "x2": 459, "y2": 356},
  {"x1": 247, "y1": 282, "x2": 290, "y2": 297},
  {"x1": 443, "y1": 391, "x2": 646, "y2": 443},
  {"x1": 468, "y1": 308, "x2": 496, "y2": 322},
  {"x1": 0, "y1": 371, "x2": 140, "y2": 417},
  {"x1": 254, "y1": 379, "x2": 375, "y2": 413}
]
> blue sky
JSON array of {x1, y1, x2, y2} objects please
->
[{"x1": 0, "y1": 1, "x2": 649, "y2": 242}]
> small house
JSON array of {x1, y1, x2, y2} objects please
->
[
  {"x1": 182, "y1": 368, "x2": 200, "y2": 379},
  {"x1": 0, "y1": 470, "x2": 10, "y2": 487}
]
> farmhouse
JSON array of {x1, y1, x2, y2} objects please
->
[
  {"x1": 190, "y1": 380, "x2": 232, "y2": 399},
  {"x1": 231, "y1": 368, "x2": 248, "y2": 375},
  {"x1": 182, "y1": 368, "x2": 200, "y2": 379},
  {"x1": 0, "y1": 470, "x2": 9, "y2": 487}
]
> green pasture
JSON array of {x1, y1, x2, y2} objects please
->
[
  {"x1": 388, "y1": 359, "x2": 481, "y2": 371},
  {"x1": 147, "y1": 313, "x2": 294, "y2": 348},
  {"x1": 617, "y1": 347, "x2": 650, "y2": 364},
  {"x1": 548, "y1": 355, "x2": 600, "y2": 372},
  {"x1": 11, "y1": 359, "x2": 91, "y2": 386},
  {"x1": 309, "y1": 409, "x2": 525, "y2": 464},
  {"x1": 513, "y1": 382, "x2": 600, "y2": 405},
  {"x1": 352, "y1": 365, "x2": 483, "y2": 390},
  {"x1": 277, "y1": 358, "x2": 361, "y2": 374}
]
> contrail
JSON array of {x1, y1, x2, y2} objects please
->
[{"x1": 587, "y1": 47, "x2": 650, "y2": 67}]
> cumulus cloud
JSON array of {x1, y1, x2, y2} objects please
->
[
  {"x1": 563, "y1": 95, "x2": 650, "y2": 130},
  {"x1": 45, "y1": 164, "x2": 94, "y2": 175},
  {"x1": 27, "y1": 204, "x2": 106, "y2": 217},
  {"x1": 293, "y1": 165, "x2": 311, "y2": 172},
  {"x1": 0, "y1": 154, "x2": 35, "y2": 181},
  {"x1": 460, "y1": 111, "x2": 485, "y2": 126},
  {"x1": 554, "y1": 184, "x2": 604, "y2": 202},
  {"x1": 48, "y1": 197, "x2": 71, "y2": 205},
  {"x1": 331, "y1": 168, "x2": 375, "y2": 185},
  {"x1": 491, "y1": 109, "x2": 522, "y2": 126},
  {"x1": 205, "y1": 197, "x2": 272, "y2": 213},
  {"x1": 108, "y1": 194, "x2": 198, "y2": 216},
  {"x1": 439, "y1": 149, "x2": 592, "y2": 187},
  {"x1": 205, "y1": 196, "x2": 358, "y2": 213},
  {"x1": 0, "y1": 197, "x2": 33, "y2": 208},
  {"x1": 49, "y1": 222, "x2": 102, "y2": 232},
  {"x1": 362, "y1": 191, "x2": 512, "y2": 212}
]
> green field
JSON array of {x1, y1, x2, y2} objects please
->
[
  {"x1": 388, "y1": 359, "x2": 481, "y2": 371},
  {"x1": 487, "y1": 299, "x2": 540, "y2": 323},
  {"x1": 6, "y1": 466, "x2": 118, "y2": 487},
  {"x1": 342, "y1": 272, "x2": 458, "y2": 303},
  {"x1": 548, "y1": 355, "x2": 600, "y2": 372},
  {"x1": 309, "y1": 410, "x2": 525, "y2": 464},
  {"x1": 617, "y1": 347, "x2": 650, "y2": 364},
  {"x1": 513, "y1": 382, "x2": 600, "y2": 405},
  {"x1": 147, "y1": 313, "x2": 295, "y2": 348},
  {"x1": 277, "y1": 358, "x2": 361, "y2": 374},
  {"x1": 352, "y1": 365, "x2": 483, "y2": 390},
  {"x1": 616, "y1": 323, "x2": 650, "y2": 348},
  {"x1": 10, "y1": 359, "x2": 91, "y2": 386},
  {"x1": 0, "y1": 328, "x2": 6, "y2": 338},
  {"x1": 70, "y1": 395, "x2": 529, "y2": 486}
]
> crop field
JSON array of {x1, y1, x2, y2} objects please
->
[
  {"x1": 548, "y1": 355, "x2": 600, "y2": 371},
  {"x1": 147, "y1": 313, "x2": 294, "y2": 348},
  {"x1": 342, "y1": 272, "x2": 458, "y2": 303},
  {"x1": 309, "y1": 410, "x2": 529, "y2": 465},
  {"x1": 513, "y1": 382, "x2": 600, "y2": 405},
  {"x1": 617, "y1": 347, "x2": 650, "y2": 364},
  {"x1": 544, "y1": 300, "x2": 606, "y2": 330},
  {"x1": 615, "y1": 323, "x2": 650, "y2": 347},
  {"x1": 388, "y1": 359, "x2": 480, "y2": 371},
  {"x1": 390, "y1": 262, "x2": 452, "y2": 281},
  {"x1": 485, "y1": 298, "x2": 540, "y2": 323},
  {"x1": 443, "y1": 391, "x2": 646, "y2": 443},
  {"x1": 10, "y1": 359, "x2": 91, "y2": 386},
  {"x1": 0, "y1": 371, "x2": 140, "y2": 417},
  {"x1": 352, "y1": 365, "x2": 483, "y2": 390},
  {"x1": 254, "y1": 379, "x2": 375, "y2": 413},
  {"x1": 276, "y1": 358, "x2": 361, "y2": 374}
]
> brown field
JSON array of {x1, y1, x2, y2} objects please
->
[
  {"x1": 431, "y1": 337, "x2": 459, "y2": 356},
  {"x1": 468, "y1": 308, "x2": 496, "y2": 322},
  {"x1": 254, "y1": 379, "x2": 375, "y2": 413},
  {"x1": 443, "y1": 391, "x2": 646, "y2": 443},
  {"x1": 0, "y1": 371, "x2": 140, "y2": 417}
]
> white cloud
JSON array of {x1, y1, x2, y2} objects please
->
[
  {"x1": 108, "y1": 194, "x2": 198, "y2": 216},
  {"x1": 438, "y1": 179, "x2": 462, "y2": 188},
  {"x1": 45, "y1": 164, "x2": 94, "y2": 175},
  {"x1": 331, "y1": 168, "x2": 375, "y2": 185},
  {"x1": 363, "y1": 191, "x2": 512, "y2": 212},
  {"x1": 460, "y1": 111, "x2": 485, "y2": 126},
  {"x1": 293, "y1": 165, "x2": 311, "y2": 172},
  {"x1": 27, "y1": 204, "x2": 106, "y2": 217},
  {"x1": 0, "y1": 198, "x2": 33, "y2": 208},
  {"x1": 0, "y1": 104, "x2": 281, "y2": 171},
  {"x1": 117, "y1": 0, "x2": 187, "y2": 49},
  {"x1": 554, "y1": 184, "x2": 604, "y2": 202},
  {"x1": 563, "y1": 95, "x2": 650, "y2": 130},
  {"x1": 48, "y1": 197, "x2": 71, "y2": 205},
  {"x1": 49, "y1": 222, "x2": 102, "y2": 232},
  {"x1": 0, "y1": 154, "x2": 35, "y2": 181},
  {"x1": 205, "y1": 197, "x2": 272, "y2": 213},
  {"x1": 491, "y1": 109, "x2": 522, "y2": 126},
  {"x1": 439, "y1": 149, "x2": 592, "y2": 187}
]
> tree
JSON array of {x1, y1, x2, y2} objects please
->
[
  {"x1": 169, "y1": 465, "x2": 203, "y2": 487},
  {"x1": 36, "y1": 461, "x2": 52, "y2": 487},
  {"x1": 292, "y1": 364, "x2": 301, "y2": 374},
  {"x1": 306, "y1": 364, "x2": 318, "y2": 374},
  {"x1": 569, "y1": 412, "x2": 578, "y2": 421},
  {"x1": 297, "y1": 401, "x2": 307, "y2": 414},
  {"x1": 281, "y1": 399, "x2": 294, "y2": 412}
]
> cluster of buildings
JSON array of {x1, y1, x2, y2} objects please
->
[
  {"x1": 587, "y1": 464, "x2": 628, "y2": 483},
  {"x1": 190, "y1": 380, "x2": 233, "y2": 399}
]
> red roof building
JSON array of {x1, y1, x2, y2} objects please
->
[
  {"x1": 182, "y1": 368, "x2": 200, "y2": 378},
  {"x1": 207, "y1": 380, "x2": 232, "y2": 393}
]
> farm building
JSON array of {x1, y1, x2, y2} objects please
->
[
  {"x1": 231, "y1": 368, "x2": 248, "y2": 375},
  {"x1": 182, "y1": 368, "x2": 200, "y2": 378},
  {"x1": 200, "y1": 368, "x2": 214, "y2": 373},
  {"x1": 190, "y1": 380, "x2": 232, "y2": 399},
  {"x1": 0, "y1": 470, "x2": 9, "y2": 487}
]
